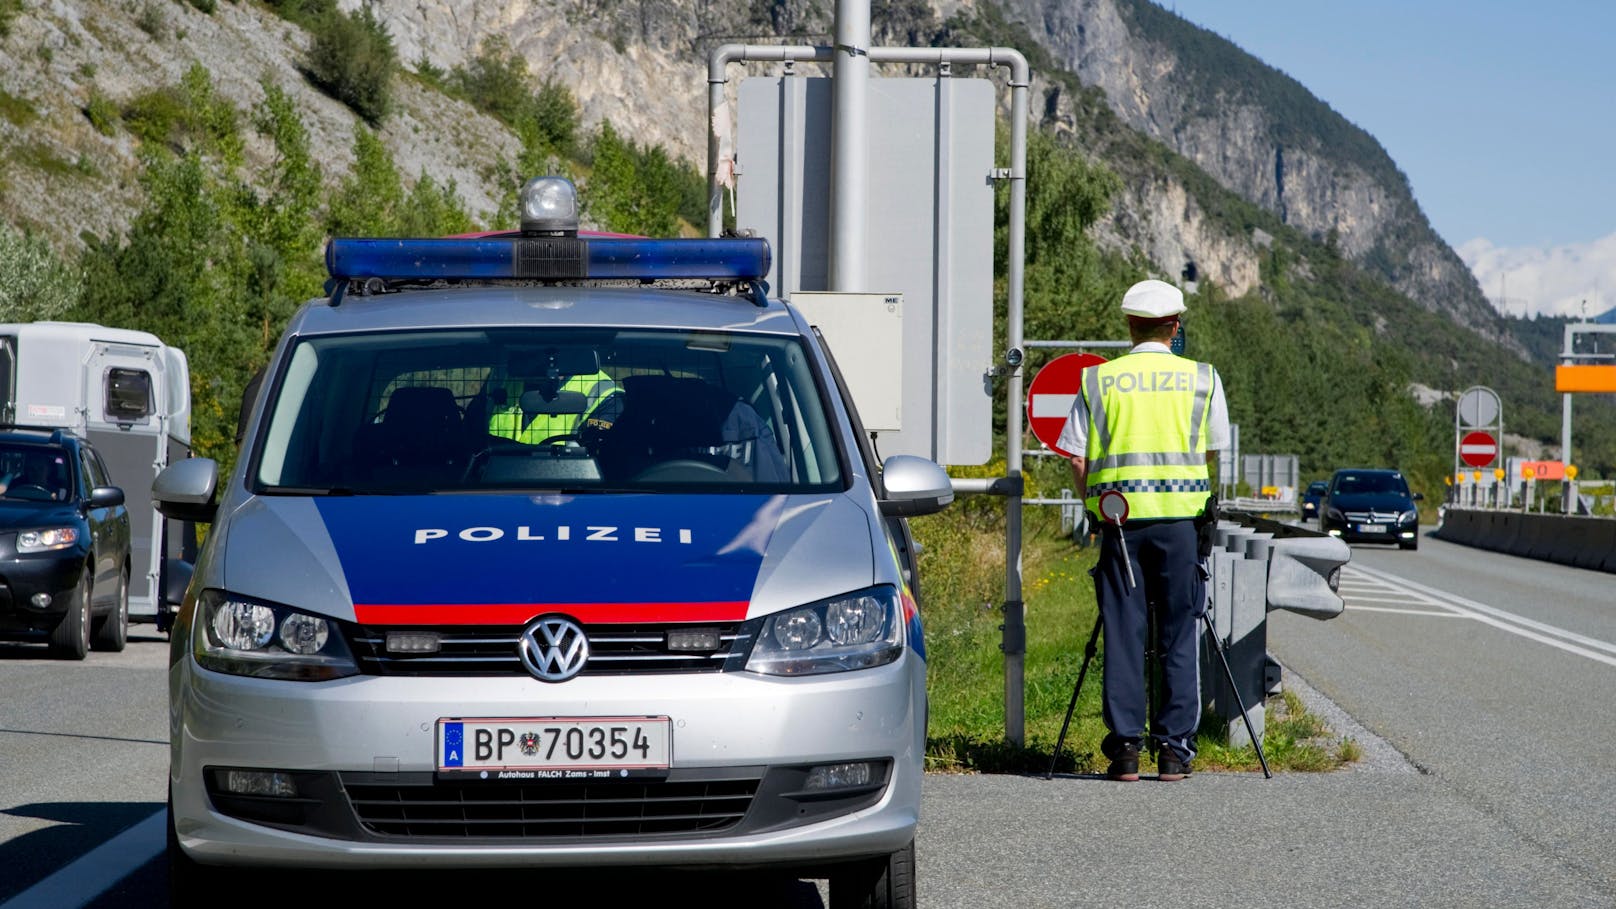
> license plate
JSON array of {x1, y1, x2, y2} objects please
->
[
  {"x1": 438, "y1": 716, "x2": 671, "y2": 780},
  {"x1": 1356, "y1": 524, "x2": 1387, "y2": 534}
]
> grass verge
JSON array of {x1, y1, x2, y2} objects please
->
[{"x1": 919, "y1": 515, "x2": 1360, "y2": 776}]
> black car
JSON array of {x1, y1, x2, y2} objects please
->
[
  {"x1": 0, "y1": 428, "x2": 131, "y2": 658},
  {"x1": 1300, "y1": 479, "x2": 1328, "y2": 522},
  {"x1": 1320, "y1": 467, "x2": 1422, "y2": 550}
]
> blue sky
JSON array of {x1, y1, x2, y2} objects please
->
[{"x1": 1157, "y1": 0, "x2": 1616, "y2": 316}]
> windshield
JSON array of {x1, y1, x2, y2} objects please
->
[
  {"x1": 1333, "y1": 473, "x2": 1409, "y2": 497},
  {"x1": 0, "y1": 444, "x2": 74, "y2": 502},
  {"x1": 252, "y1": 328, "x2": 845, "y2": 495}
]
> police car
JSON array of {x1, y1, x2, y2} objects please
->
[{"x1": 156, "y1": 176, "x2": 951, "y2": 907}]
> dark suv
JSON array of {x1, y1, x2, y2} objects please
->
[
  {"x1": 1320, "y1": 467, "x2": 1422, "y2": 550},
  {"x1": 0, "y1": 428, "x2": 131, "y2": 658}
]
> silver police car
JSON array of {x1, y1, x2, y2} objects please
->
[{"x1": 156, "y1": 177, "x2": 951, "y2": 907}]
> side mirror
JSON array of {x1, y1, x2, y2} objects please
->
[
  {"x1": 154, "y1": 458, "x2": 219, "y2": 524},
  {"x1": 878, "y1": 455, "x2": 954, "y2": 517},
  {"x1": 1412, "y1": 491, "x2": 1425, "y2": 501},
  {"x1": 88, "y1": 486, "x2": 125, "y2": 509}
]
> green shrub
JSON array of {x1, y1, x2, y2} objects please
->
[
  {"x1": 262, "y1": 0, "x2": 333, "y2": 28},
  {"x1": 188, "y1": 0, "x2": 217, "y2": 12},
  {"x1": 0, "y1": 88, "x2": 36, "y2": 127},
  {"x1": 0, "y1": 223, "x2": 80, "y2": 322},
  {"x1": 0, "y1": 0, "x2": 21, "y2": 38},
  {"x1": 134, "y1": 0, "x2": 166, "y2": 39},
  {"x1": 303, "y1": 6, "x2": 396, "y2": 125},
  {"x1": 84, "y1": 91, "x2": 119, "y2": 136}
]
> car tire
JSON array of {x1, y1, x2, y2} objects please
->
[
  {"x1": 828, "y1": 839, "x2": 915, "y2": 909},
  {"x1": 49, "y1": 572, "x2": 91, "y2": 660},
  {"x1": 168, "y1": 789, "x2": 226, "y2": 908},
  {"x1": 1400, "y1": 539, "x2": 1418, "y2": 551},
  {"x1": 93, "y1": 566, "x2": 130, "y2": 652}
]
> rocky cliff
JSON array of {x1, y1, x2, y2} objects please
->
[{"x1": 0, "y1": 0, "x2": 1500, "y2": 338}]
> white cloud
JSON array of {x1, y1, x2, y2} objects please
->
[{"x1": 1459, "y1": 232, "x2": 1616, "y2": 319}]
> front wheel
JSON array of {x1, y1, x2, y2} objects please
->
[
  {"x1": 50, "y1": 572, "x2": 91, "y2": 660},
  {"x1": 828, "y1": 839, "x2": 915, "y2": 909},
  {"x1": 92, "y1": 567, "x2": 129, "y2": 652}
]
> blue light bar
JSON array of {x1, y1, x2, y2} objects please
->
[{"x1": 325, "y1": 237, "x2": 771, "y2": 284}]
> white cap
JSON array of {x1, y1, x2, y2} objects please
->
[{"x1": 1120, "y1": 279, "x2": 1185, "y2": 319}]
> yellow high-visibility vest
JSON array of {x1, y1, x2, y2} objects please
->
[
  {"x1": 487, "y1": 371, "x2": 618, "y2": 444},
  {"x1": 1083, "y1": 352, "x2": 1216, "y2": 521}
]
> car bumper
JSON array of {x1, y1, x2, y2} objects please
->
[
  {"x1": 170, "y1": 652, "x2": 924, "y2": 871},
  {"x1": 0, "y1": 553, "x2": 86, "y2": 638}
]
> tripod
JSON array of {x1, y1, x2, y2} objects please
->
[{"x1": 1045, "y1": 593, "x2": 1272, "y2": 780}]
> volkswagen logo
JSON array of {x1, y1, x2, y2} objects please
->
[{"x1": 518, "y1": 615, "x2": 589, "y2": 682}]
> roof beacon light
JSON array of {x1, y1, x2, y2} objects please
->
[
  {"x1": 521, "y1": 176, "x2": 579, "y2": 237},
  {"x1": 325, "y1": 236, "x2": 772, "y2": 284}
]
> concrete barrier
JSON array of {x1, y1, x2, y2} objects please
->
[{"x1": 1432, "y1": 507, "x2": 1616, "y2": 574}]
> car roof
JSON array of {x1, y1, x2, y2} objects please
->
[
  {"x1": 0, "y1": 427, "x2": 80, "y2": 448},
  {"x1": 288, "y1": 284, "x2": 805, "y2": 338}
]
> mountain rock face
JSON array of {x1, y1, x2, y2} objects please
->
[
  {"x1": 0, "y1": 0, "x2": 1498, "y2": 336},
  {"x1": 965, "y1": 0, "x2": 1499, "y2": 329}
]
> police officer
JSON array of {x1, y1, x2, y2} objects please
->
[
  {"x1": 1055, "y1": 278, "x2": 1229, "y2": 782},
  {"x1": 487, "y1": 368, "x2": 623, "y2": 445}
]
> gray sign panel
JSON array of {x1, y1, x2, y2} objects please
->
[{"x1": 736, "y1": 75, "x2": 995, "y2": 465}]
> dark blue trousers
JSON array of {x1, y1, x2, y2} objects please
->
[{"x1": 1092, "y1": 518, "x2": 1205, "y2": 763}]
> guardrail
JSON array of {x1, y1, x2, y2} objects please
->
[
  {"x1": 1202, "y1": 513, "x2": 1350, "y2": 746},
  {"x1": 1433, "y1": 508, "x2": 1616, "y2": 572}
]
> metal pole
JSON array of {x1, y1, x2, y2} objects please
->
[
  {"x1": 1562, "y1": 323, "x2": 1574, "y2": 514},
  {"x1": 830, "y1": 0, "x2": 870, "y2": 291},
  {"x1": 1002, "y1": 55, "x2": 1030, "y2": 747},
  {"x1": 703, "y1": 39, "x2": 1033, "y2": 743}
]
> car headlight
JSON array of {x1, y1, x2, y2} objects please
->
[
  {"x1": 17, "y1": 526, "x2": 79, "y2": 552},
  {"x1": 194, "y1": 589, "x2": 358, "y2": 681},
  {"x1": 1325, "y1": 507, "x2": 1345, "y2": 522},
  {"x1": 743, "y1": 586, "x2": 904, "y2": 676},
  {"x1": 1401, "y1": 509, "x2": 1418, "y2": 523}
]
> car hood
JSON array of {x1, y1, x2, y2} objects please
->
[
  {"x1": 216, "y1": 492, "x2": 878, "y2": 625},
  {"x1": 0, "y1": 500, "x2": 82, "y2": 529},
  {"x1": 1329, "y1": 493, "x2": 1415, "y2": 513}
]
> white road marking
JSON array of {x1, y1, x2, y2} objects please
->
[{"x1": 1342, "y1": 563, "x2": 1616, "y2": 668}]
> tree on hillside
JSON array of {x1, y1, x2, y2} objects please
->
[{"x1": 0, "y1": 225, "x2": 80, "y2": 322}]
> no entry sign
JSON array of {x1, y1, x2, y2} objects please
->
[
  {"x1": 1459, "y1": 430, "x2": 1498, "y2": 468},
  {"x1": 1026, "y1": 352, "x2": 1106, "y2": 456}
]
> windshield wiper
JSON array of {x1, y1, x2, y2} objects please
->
[{"x1": 258, "y1": 486, "x2": 357, "y2": 496}]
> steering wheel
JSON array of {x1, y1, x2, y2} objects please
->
[
  {"x1": 6, "y1": 482, "x2": 53, "y2": 500},
  {"x1": 631, "y1": 459, "x2": 729, "y2": 482},
  {"x1": 536, "y1": 433, "x2": 582, "y2": 447}
]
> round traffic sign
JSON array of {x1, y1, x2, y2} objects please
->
[
  {"x1": 1459, "y1": 430, "x2": 1498, "y2": 468},
  {"x1": 1026, "y1": 352, "x2": 1106, "y2": 456},
  {"x1": 1098, "y1": 490, "x2": 1130, "y2": 525}
]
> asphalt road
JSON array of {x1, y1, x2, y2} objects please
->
[{"x1": 3, "y1": 530, "x2": 1614, "y2": 907}]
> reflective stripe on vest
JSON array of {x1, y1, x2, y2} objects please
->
[
  {"x1": 487, "y1": 371, "x2": 618, "y2": 444},
  {"x1": 1084, "y1": 354, "x2": 1213, "y2": 520}
]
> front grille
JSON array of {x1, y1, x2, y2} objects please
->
[
  {"x1": 350, "y1": 623, "x2": 750, "y2": 676},
  {"x1": 343, "y1": 774, "x2": 760, "y2": 838}
]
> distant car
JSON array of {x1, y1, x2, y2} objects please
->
[
  {"x1": 1300, "y1": 480, "x2": 1328, "y2": 522},
  {"x1": 0, "y1": 427, "x2": 131, "y2": 658},
  {"x1": 1319, "y1": 467, "x2": 1422, "y2": 550}
]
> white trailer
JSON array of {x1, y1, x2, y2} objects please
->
[{"x1": 0, "y1": 321, "x2": 194, "y2": 630}]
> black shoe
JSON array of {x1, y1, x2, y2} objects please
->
[
  {"x1": 1105, "y1": 741, "x2": 1140, "y2": 782},
  {"x1": 1157, "y1": 752, "x2": 1192, "y2": 782}
]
